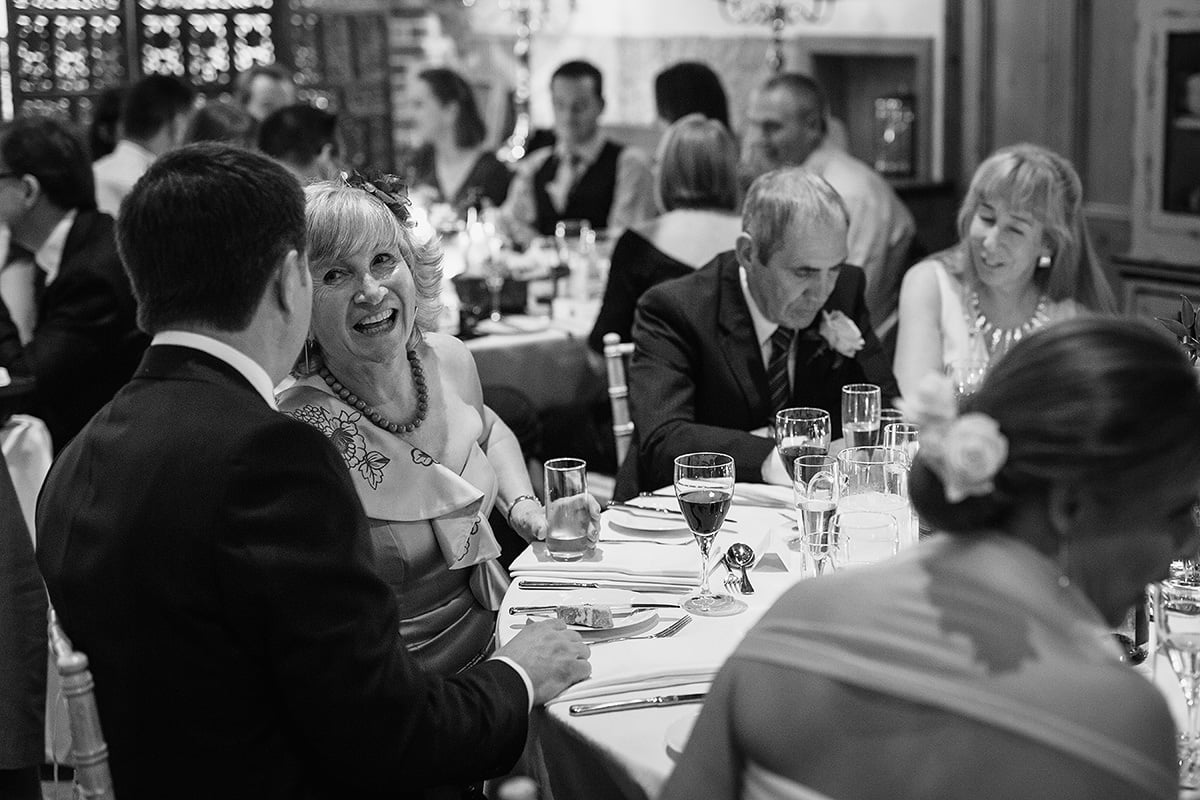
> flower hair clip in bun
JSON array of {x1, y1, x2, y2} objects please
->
[
  {"x1": 896, "y1": 373, "x2": 1009, "y2": 504},
  {"x1": 342, "y1": 169, "x2": 412, "y2": 225}
]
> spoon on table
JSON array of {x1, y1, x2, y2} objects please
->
[{"x1": 724, "y1": 543, "x2": 756, "y2": 595}]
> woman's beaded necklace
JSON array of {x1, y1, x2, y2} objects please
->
[
  {"x1": 967, "y1": 288, "x2": 1051, "y2": 360},
  {"x1": 319, "y1": 349, "x2": 428, "y2": 434}
]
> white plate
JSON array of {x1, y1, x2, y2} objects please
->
[
  {"x1": 606, "y1": 507, "x2": 692, "y2": 533},
  {"x1": 553, "y1": 589, "x2": 662, "y2": 637},
  {"x1": 665, "y1": 709, "x2": 702, "y2": 757}
]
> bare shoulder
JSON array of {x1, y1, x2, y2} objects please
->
[{"x1": 422, "y1": 332, "x2": 473, "y2": 375}]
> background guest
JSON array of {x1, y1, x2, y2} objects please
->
[
  {"x1": 235, "y1": 62, "x2": 297, "y2": 123},
  {"x1": 183, "y1": 100, "x2": 257, "y2": 149},
  {"x1": 662, "y1": 317, "x2": 1200, "y2": 800},
  {"x1": 87, "y1": 85, "x2": 127, "y2": 162},
  {"x1": 588, "y1": 113, "x2": 741, "y2": 353},
  {"x1": 893, "y1": 143, "x2": 1118, "y2": 398},
  {"x1": 279, "y1": 174, "x2": 568, "y2": 675},
  {"x1": 258, "y1": 103, "x2": 342, "y2": 183},
  {"x1": 93, "y1": 74, "x2": 195, "y2": 218},
  {"x1": 741, "y1": 72, "x2": 915, "y2": 345},
  {"x1": 654, "y1": 61, "x2": 731, "y2": 131},
  {"x1": 503, "y1": 59, "x2": 655, "y2": 243},
  {"x1": 405, "y1": 67, "x2": 512, "y2": 215},
  {"x1": 0, "y1": 116, "x2": 146, "y2": 451},
  {"x1": 619, "y1": 168, "x2": 897, "y2": 497}
]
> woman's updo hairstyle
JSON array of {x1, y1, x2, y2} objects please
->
[{"x1": 911, "y1": 317, "x2": 1200, "y2": 534}]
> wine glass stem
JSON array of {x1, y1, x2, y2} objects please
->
[{"x1": 696, "y1": 537, "x2": 714, "y2": 599}]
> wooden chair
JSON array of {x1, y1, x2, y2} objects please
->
[
  {"x1": 602, "y1": 333, "x2": 636, "y2": 465},
  {"x1": 48, "y1": 608, "x2": 115, "y2": 799}
]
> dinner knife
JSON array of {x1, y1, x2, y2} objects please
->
[
  {"x1": 608, "y1": 502, "x2": 738, "y2": 524},
  {"x1": 517, "y1": 579, "x2": 694, "y2": 592},
  {"x1": 508, "y1": 603, "x2": 679, "y2": 615},
  {"x1": 568, "y1": 692, "x2": 707, "y2": 716}
]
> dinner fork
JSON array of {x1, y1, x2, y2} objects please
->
[{"x1": 590, "y1": 615, "x2": 692, "y2": 645}]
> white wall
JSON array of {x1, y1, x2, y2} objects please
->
[{"x1": 462, "y1": 0, "x2": 946, "y2": 177}]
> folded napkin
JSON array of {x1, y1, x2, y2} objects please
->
[
  {"x1": 729, "y1": 483, "x2": 793, "y2": 508},
  {"x1": 546, "y1": 633, "x2": 738, "y2": 705},
  {"x1": 509, "y1": 541, "x2": 699, "y2": 586}
]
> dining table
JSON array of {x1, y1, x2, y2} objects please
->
[{"x1": 498, "y1": 484, "x2": 806, "y2": 800}]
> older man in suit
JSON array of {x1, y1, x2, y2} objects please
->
[
  {"x1": 36, "y1": 143, "x2": 590, "y2": 799},
  {"x1": 621, "y1": 168, "x2": 898, "y2": 496},
  {"x1": 0, "y1": 116, "x2": 147, "y2": 451}
]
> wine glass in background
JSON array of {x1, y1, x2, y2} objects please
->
[
  {"x1": 483, "y1": 258, "x2": 508, "y2": 322},
  {"x1": 883, "y1": 422, "x2": 920, "y2": 465},
  {"x1": 792, "y1": 455, "x2": 839, "y2": 576},
  {"x1": 946, "y1": 359, "x2": 988, "y2": 404},
  {"x1": 841, "y1": 384, "x2": 881, "y2": 448},
  {"x1": 774, "y1": 407, "x2": 831, "y2": 481},
  {"x1": 878, "y1": 408, "x2": 905, "y2": 445},
  {"x1": 1153, "y1": 580, "x2": 1200, "y2": 789},
  {"x1": 674, "y1": 452, "x2": 742, "y2": 617}
]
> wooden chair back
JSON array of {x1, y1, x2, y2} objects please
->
[
  {"x1": 602, "y1": 333, "x2": 636, "y2": 465},
  {"x1": 48, "y1": 608, "x2": 115, "y2": 799}
]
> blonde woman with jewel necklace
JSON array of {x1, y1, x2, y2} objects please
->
[
  {"x1": 893, "y1": 143, "x2": 1117, "y2": 399},
  {"x1": 277, "y1": 172, "x2": 567, "y2": 679}
]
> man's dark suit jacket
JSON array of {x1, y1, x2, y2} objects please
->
[
  {"x1": 620, "y1": 251, "x2": 898, "y2": 496},
  {"x1": 0, "y1": 210, "x2": 147, "y2": 450},
  {"x1": 36, "y1": 346, "x2": 528, "y2": 799}
]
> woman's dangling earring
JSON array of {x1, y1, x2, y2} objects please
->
[
  {"x1": 1056, "y1": 535, "x2": 1072, "y2": 589},
  {"x1": 1037, "y1": 254, "x2": 1052, "y2": 269},
  {"x1": 304, "y1": 338, "x2": 313, "y2": 374}
]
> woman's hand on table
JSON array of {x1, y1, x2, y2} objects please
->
[{"x1": 510, "y1": 493, "x2": 603, "y2": 544}]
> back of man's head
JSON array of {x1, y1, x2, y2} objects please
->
[
  {"x1": 257, "y1": 104, "x2": 338, "y2": 172},
  {"x1": 235, "y1": 63, "x2": 296, "y2": 120},
  {"x1": 121, "y1": 74, "x2": 196, "y2": 143},
  {"x1": 117, "y1": 142, "x2": 306, "y2": 334},
  {"x1": 0, "y1": 116, "x2": 95, "y2": 211},
  {"x1": 742, "y1": 167, "x2": 848, "y2": 263},
  {"x1": 551, "y1": 59, "x2": 604, "y2": 101}
]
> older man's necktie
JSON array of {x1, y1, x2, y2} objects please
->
[{"x1": 767, "y1": 326, "x2": 794, "y2": 416}]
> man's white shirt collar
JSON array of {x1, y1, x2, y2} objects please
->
[
  {"x1": 152, "y1": 330, "x2": 277, "y2": 409},
  {"x1": 739, "y1": 265, "x2": 780, "y2": 351},
  {"x1": 555, "y1": 130, "x2": 605, "y2": 169},
  {"x1": 34, "y1": 209, "x2": 76, "y2": 284}
]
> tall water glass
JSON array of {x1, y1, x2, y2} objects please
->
[
  {"x1": 775, "y1": 407, "x2": 831, "y2": 481},
  {"x1": 544, "y1": 458, "x2": 598, "y2": 561},
  {"x1": 1154, "y1": 580, "x2": 1200, "y2": 788},
  {"x1": 791, "y1": 455, "x2": 839, "y2": 576},
  {"x1": 841, "y1": 384, "x2": 881, "y2": 447},
  {"x1": 837, "y1": 446, "x2": 913, "y2": 547},
  {"x1": 674, "y1": 453, "x2": 741, "y2": 617},
  {"x1": 877, "y1": 408, "x2": 905, "y2": 445},
  {"x1": 882, "y1": 422, "x2": 920, "y2": 464}
]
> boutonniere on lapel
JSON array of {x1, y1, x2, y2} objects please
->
[{"x1": 812, "y1": 310, "x2": 866, "y2": 367}]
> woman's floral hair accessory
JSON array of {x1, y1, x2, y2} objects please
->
[
  {"x1": 342, "y1": 170, "x2": 412, "y2": 225},
  {"x1": 895, "y1": 373, "x2": 1009, "y2": 503}
]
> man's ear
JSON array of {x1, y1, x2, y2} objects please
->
[
  {"x1": 19, "y1": 174, "x2": 41, "y2": 209},
  {"x1": 734, "y1": 232, "x2": 756, "y2": 272},
  {"x1": 274, "y1": 249, "x2": 308, "y2": 315}
]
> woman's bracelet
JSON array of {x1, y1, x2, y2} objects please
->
[{"x1": 506, "y1": 494, "x2": 541, "y2": 526}]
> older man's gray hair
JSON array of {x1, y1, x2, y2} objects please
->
[{"x1": 742, "y1": 167, "x2": 849, "y2": 264}]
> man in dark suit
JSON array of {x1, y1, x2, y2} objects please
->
[
  {"x1": 36, "y1": 143, "x2": 590, "y2": 799},
  {"x1": 0, "y1": 116, "x2": 147, "y2": 451},
  {"x1": 622, "y1": 168, "x2": 898, "y2": 495}
]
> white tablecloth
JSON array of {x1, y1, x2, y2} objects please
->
[{"x1": 499, "y1": 491, "x2": 803, "y2": 800}]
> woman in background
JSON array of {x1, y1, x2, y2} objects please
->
[
  {"x1": 893, "y1": 143, "x2": 1116, "y2": 398},
  {"x1": 587, "y1": 113, "x2": 741, "y2": 352},
  {"x1": 406, "y1": 67, "x2": 511, "y2": 214},
  {"x1": 664, "y1": 317, "x2": 1200, "y2": 800},
  {"x1": 654, "y1": 61, "x2": 731, "y2": 131}
]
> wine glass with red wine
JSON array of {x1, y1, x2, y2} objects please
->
[
  {"x1": 774, "y1": 407, "x2": 831, "y2": 481},
  {"x1": 674, "y1": 452, "x2": 741, "y2": 617}
]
